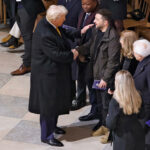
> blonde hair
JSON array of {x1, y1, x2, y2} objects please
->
[
  {"x1": 46, "y1": 5, "x2": 68, "y2": 21},
  {"x1": 120, "y1": 30, "x2": 138, "y2": 59},
  {"x1": 113, "y1": 70, "x2": 142, "y2": 115}
]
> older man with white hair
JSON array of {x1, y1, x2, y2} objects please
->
[
  {"x1": 28, "y1": 5, "x2": 91, "y2": 147},
  {"x1": 133, "y1": 39, "x2": 150, "y2": 150}
]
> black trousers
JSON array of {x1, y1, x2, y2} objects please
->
[
  {"x1": 96, "y1": 90, "x2": 112, "y2": 126},
  {"x1": 16, "y1": 5, "x2": 36, "y2": 67},
  {"x1": 77, "y1": 62, "x2": 97, "y2": 114}
]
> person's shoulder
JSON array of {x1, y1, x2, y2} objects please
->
[
  {"x1": 109, "y1": 27, "x2": 119, "y2": 39},
  {"x1": 110, "y1": 97, "x2": 119, "y2": 107}
]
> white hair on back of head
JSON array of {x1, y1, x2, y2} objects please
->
[
  {"x1": 133, "y1": 39, "x2": 150, "y2": 57},
  {"x1": 46, "y1": 5, "x2": 68, "y2": 21}
]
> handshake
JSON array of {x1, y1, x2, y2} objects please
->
[{"x1": 71, "y1": 49, "x2": 79, "y2": 60}]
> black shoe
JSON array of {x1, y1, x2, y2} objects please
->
[
  {"x1": 55, "y1": 127, "x2": 66, "y2": 134},
  {"x1": 92, "y1": 121, "x2": 102, "y2": 131},
  {"x1": 79, "y1": 113, "x2": 98, "y2": 121},
  {"x1": 42, "y1": 138, "x2": 64, "y2": 147},
  {"x1": 1, "y1": 36, "x2": 18, "y2": 47},
  {"x1": 71, "y1": 99, "x2": 86, "y2": 111}
]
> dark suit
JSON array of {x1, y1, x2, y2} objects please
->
[
  {"x1": 57, "y1": 0, "x2": 82, "y2": 100},
  {"x1": 29, "y1": 17, "x2": 81, "y2": 140},
  {"x1": 76, "y1": 6, "x2": 99, "y2": 112},
  {"x1": 16, "y1": 0, "x2": 45, "y2": 67},
  {"x1": 58, "y1": 0, "x2": 82, "y2": 28}
]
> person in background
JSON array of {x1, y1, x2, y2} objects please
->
[
  {"x1": 71, "y1": 0, "x2": 99, "y2": 123},
  {"x1": 133, "y1": 39, "x2": 150, "y2": 150},
  {"x1": 100, "y1": 0, "x2": 127, "y2": 33},
  {"x1": 119, "y1": 30, "x2": 139, "y2": 75},
  {"x1": 57, "y1": 0, "x2": 82, "y2": 103},
  {"x1": 10, "y1": 0, "x2": 45, "y2": 76},
  {"x1": 106, "y1": 70, "x2": 145, "y2": 150}
]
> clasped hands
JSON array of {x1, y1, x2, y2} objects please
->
[{"x1": 71, "y1": 49, "x2": 79, "y2": 60}]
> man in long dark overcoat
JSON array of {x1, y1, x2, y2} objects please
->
[{"x1": 28, "y1": 4, "x2": 88, "y2": 147}]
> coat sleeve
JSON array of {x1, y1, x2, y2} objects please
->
[
  {"x1": 147, "y1": 65, "x2": 150, "y2": 93},
  {"x1": 41, "y1": 36, "x2": 73, "y2": 63},
  {"x1": 62, "y1": 27, "x2": 81, "y2": 42},
  {"x1": 76, "y1": 36, "x2": 92, "y2": 56},
  {"x1": 106, "y1": 98, "x2": 120, "y2": 130},
  {"x1": 102, "y1": 37, "x2": 121, "y2": 83}
]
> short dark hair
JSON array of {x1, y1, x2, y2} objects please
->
[{"x1": 96, "y1": 9, "x2": 113, "y2": 24}]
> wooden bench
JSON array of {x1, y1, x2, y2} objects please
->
[{"x1": 124, "y1": 0, "x2": 150, "y2": 29}]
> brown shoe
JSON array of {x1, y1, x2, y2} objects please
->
[
  {"x1": 1, "y1": 34, "x2": 11, "y2": 43},
  {"x1": 100, "y1": 131, "x2": 110, "y2": 144},
  {"x1": 92, "y1": 126, "x2": 109, "y2": 136},
  {"x1": 11, "y1": 64, "x2": 31, "y2": 76}
]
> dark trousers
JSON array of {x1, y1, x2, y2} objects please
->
[
  {"x1": 4, "y1": 0, "x2": 16, "y2": 28},
  {"x1": 40, "y1": 115, "x2": 58, "y2": 141},
  {"x1": 77, "y1": 62, "x2": 97, "y2": 114},
  {"x1": 96, "y1": 90, "x2": 112, "y2": 126},
  {"x1": 145, "y1": 103, "x2": 150, "y2": 146},
  {"x1": 16, "y1": 6, "x2": 36, "y2": 67}
]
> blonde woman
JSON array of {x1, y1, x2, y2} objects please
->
[
  {"x1": 120, "y1": 30, "x2": 138, "y2": 75},
  {"x1": 106, "y1": 70, "x2": 145, "y2": 150}
]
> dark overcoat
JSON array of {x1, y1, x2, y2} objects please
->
[
  {"x1": 106, "y1": 98, "x2": 145, "y2": 150},
  {"x1": 134, "y1": 55, "x2": 150, "y2": 105},
  {"x1": 134, "y1": 55, "x2": 150, "y2": 145},
  {"x1": 101, "y1": 0, "x2": 127, "y2": 20},
  {"x1": 29, "y1": 18, "x2": 80, "y2": 117}
]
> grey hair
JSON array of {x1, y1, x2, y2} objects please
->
[
  {"x1": 46, "y1": 5, "x2": 68, "y2": 21},
  {"x1": 133, "y1": 39, "x2": 150, "y2": 57}
]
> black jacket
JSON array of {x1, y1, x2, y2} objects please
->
[
  {"x1": 77, "y1": 26, "x2": 120, "y2": 87},
  {"x1": 120, "y1": 57, "x2": 139, "y2": 75},
  {"x1": 106, "y1": 98, "x2": 145, "y2": 150}
]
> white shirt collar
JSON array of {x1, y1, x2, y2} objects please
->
[{"x1": 46, "y1": 16, "x2": 56, "y2": 29}]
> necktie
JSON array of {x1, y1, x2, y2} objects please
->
[
  {"x1": 82, "y1": 13, "x2": 89, "y2": 27},
  {"x1": 56, "y1": 28, "x2": 61, "y2": 36}
]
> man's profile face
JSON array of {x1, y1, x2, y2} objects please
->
[
  {"x1": 94, "y1": 14, "x2": 105, "y2": 29},
  {"x1": 57, "y1": 14, "x2": 66, "y2": 27},
  {"x1": 82, "y1": 0, "x2": 97, "y2": 13}
]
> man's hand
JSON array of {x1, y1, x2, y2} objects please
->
[
  {"x1": 72, "y1": 49, "x2": 79, "y2": 60},
  {"x1": 108, "y1": 88, "x2": 114, "y2": 95},
  {"x1": 97, "y1": 79, "x2": 107, "y2": 89},
  {"x1": 81, "y1": 24, "x2": 94, "y2": 35}
]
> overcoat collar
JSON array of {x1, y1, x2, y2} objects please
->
[{"x1": 43, "y1": 17, "x2": 62, "y2": 38}]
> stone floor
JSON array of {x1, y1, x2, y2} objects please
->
[{"x1": 0, "y1": 30, "x2": 112, "y2": 150}]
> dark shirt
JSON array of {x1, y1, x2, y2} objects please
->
[{"x1": 93, "y1": 31, "x2": 104, "y2": 60}]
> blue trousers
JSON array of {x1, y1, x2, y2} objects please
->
[{"x1": 40, "y1": 115, "x2": 58, "y2": 141}]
